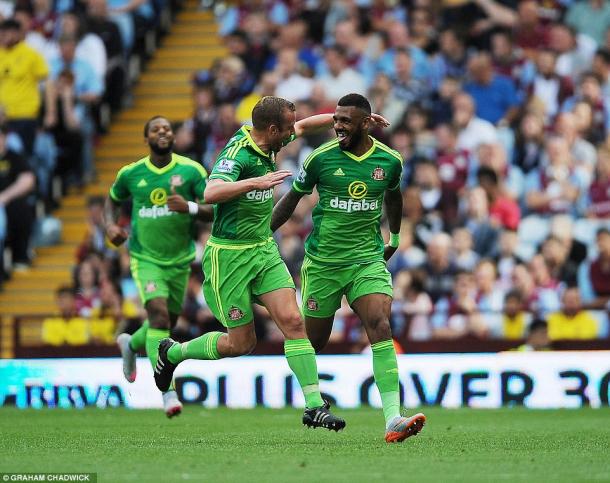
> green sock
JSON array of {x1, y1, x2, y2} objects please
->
[
  {"x1": 145, "y1": 328, "x2": 170, "y2": 371},
  {"x1": 371, "y1": 339, "x2": 401, "y2": 428},
  {"x1": 129, "y1": 319, "x2": 149, "y2": 352},
  {"x1": 284, "y1": 338, "x2": 324, "y2": 409},
  {"x1": 167, "y1": 331, "x2": 223, "y2": 364}
]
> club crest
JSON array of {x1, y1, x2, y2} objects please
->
[
  {"x1": 228, "y1": 306, "x2": 245, "y2": 321},
  {"x1": 170, "y1": 175, "x2": 183, "y2": 187},
  {"x1": 371, "y1": 167, "x2": 386, "y2": 181},
  {"x1": 306, "y1": 297, "x2": 319, "y2": 311},
  {"x1": 145, "y1": 281, "x2": 157, "y2": 293}
]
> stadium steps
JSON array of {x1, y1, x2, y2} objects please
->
[{"x1": 0, "y1": 0, "x2": 223, "y2": 335}]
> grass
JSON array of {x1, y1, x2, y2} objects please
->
[{"x1": 1, "y1": 407, "x2": 609, "y2": 482}]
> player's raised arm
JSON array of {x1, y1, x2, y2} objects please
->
[
  {"x1": 203, "y1": 171, "x2": 292, "y2": 204},
  {"x1": 103, "y1": 196, "x2": 128, "y2": 246},
  {"x1": 294, "y1": 112, "x2": 390, "y2": 138},
  {"x1": 383, "y1": 187, "x2": 403, "y2": 261},
  {"x1": 271, "y1": 189, "x2": 305, "y2": 232}
]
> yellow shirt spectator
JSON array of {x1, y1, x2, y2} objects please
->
[
  {"x1": 547, "y1": 311, "x2": 598, "y2": 340},
  {"x1": 503, "y1": 313, "x2": 529, "y2": 339},
  {"x1": 0, "y1": 41, "x2": 49, "y2": 119}
]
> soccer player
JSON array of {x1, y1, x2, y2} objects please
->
[
  {"x1": 270, "y1": 93, "x2": 426, "y2": 442},
  {"x1": 154, "y1": 96, "x2": 388, "y2": 429},
  {"x1": 105, "y1": 116, "x2": 213, "y2": 417}
]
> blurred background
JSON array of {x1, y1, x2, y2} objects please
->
[{"x1": 1, "y1": 0, "x2": 610, "y2": 360}]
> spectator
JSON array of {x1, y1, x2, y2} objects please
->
[
  {"x1": 0, "y1": 126, "x2": 36, "y2": 278},
  {"x1": 551, "y1": 24, "x2": 596, "y2": 82},
  {"x1": 579, "y1": 228, "x2": 610, "y2": 310},
  {"x1": 76, "y1": 195, "x2": 115, "y2": 262},
  {"x1": 512, "y1": 0, "x2": 551, "y2": 55},
  {"x1": 430, "y1": 28, "x2": 469, "y2": 90},
  {"x1": 316, "y1": 45, "x2": 366, "y2": 102},
  {"x1": 522, "y1": 48, "x2": 573, "y2": 122},
  {"x1": 592, "y1": 48, "x2": 610, "y2": 97},
  {"x1": 462, "y1": 186, "x2": 499, "y2": 257},
  {"x1": 412, "y1": 161, "x2": 458, "y2": 227},
  {"x1": 512, "y1": 112, "x2": 546, "y2": 174},
  {"x1": 473, "y1": 142, "x2": 525, "y2": 200},
  {"x1": 274, "y1": 48, "x2": 314, "y2": 102},
  {"x1": 377, "y1": 20, "x2": 430, "y2": 82},
  {"x1": 386, "y1": 220, "x2": 426, "y2": 276},
  {"x1": 0, "y1": 18, "x2": 49, "y2": 157},
  {"x1": 84, "y1": 0, "x2": 126, "y2": 112},
  {"x1": 453, "y1": 92, "x2": 498, "y2": 152},
  {"x1": 464, "y1": 52, "x2": 520, "y2": 125},
  {"x1": 554, "y1": 112, "x2": 597, "y2": 185},
  {"x1": 490, "y1": 30, "x2": 525, "y2": 81},
  {"x1": 432, "y1": 270, "x2": 487, "y2": 339},
  {"x1": 404, "y1": 104, "x2": 436, "y2": 159},
  {"x1": 541, "y1": 235, "x2": 579, "y2": 285},
  {"x1": 47, "y1": 33, "x2": 103, "y2": 183},
  {"x1": 391, "y1": 47, "x2": 430, "y2": 109},
  {"x1": 452, "y1": 227, "x2": 479, "y2": 272},
  {"x1": 391, "y1": 269, "x2": 433, "y2": 340},
  {"x1": 511, "y1": 263, "x2": 560, "y2": 316},
  {"x1": 549, "y1": 214, "x2": 588, "y2": 267},
  {"x1": 174, "y1": 84, "x2": 216, "y2": 163},
  {"x1": 524, "y1": 136, "x2": 583, "y2": 217},
  {"x1": 587, "y1": 147, "x2": 610, "y2": 218},
  {"x1": 56, "y1": 285, "x2": 78, "y2": 318},
  {"x1": 436, "y1": 123, "x2": 471, "y2": 197},
  {"x1": 421, "y1": 232, "x2": 457, "y2": 303},
  {"x1": 565, "y1": 0, "x2": 610, "y2": 47},
  {"x1": 430, "y1": 75, "x2": 461, "y2": 125},
  {"x1": 477, "y1": 166, "x2": 521, "y2": 230},
  {"x1": 502, "y1": 289, "x2": 531, "y2": 340},
  {"x1": 368, "y1": 74, "x2": 406, "y2": 129},
  {"x1": 73, "y1": 258, "x2": 101, "y2": 317},
  {"x1": 563, "y1": 72, "x2": 610, "y2": 143},
  {"x1": 547, "y1": 286, "x2": 599, "y2": 340},
  {"x1": 517, "y1": 318, "x2": 552, "y2": 351},
  {"x1": 494, "y1": 229, "x2": 523, "y2": 289},
  {"x1": 474, "y1": 259, "x2": 504, "y2": 336}
]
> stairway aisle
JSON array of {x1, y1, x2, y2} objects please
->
[{"x1": 0, "y1": 1, "x2": 224, "y2": 346}]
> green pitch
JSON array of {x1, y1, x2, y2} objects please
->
[{"x1": 1, "y1": 407, "x2": 609, "y2": 482}]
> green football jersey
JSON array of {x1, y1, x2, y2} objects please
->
[
  {"x1": 292, "y1": 137, "x2": 403, "y2": 264},
  {"x1": 109, "y1": 153, "x2": 208, "y2": 266},
  {"x1": 209, "y1": 125, "x2": 294, "y2": 244}
]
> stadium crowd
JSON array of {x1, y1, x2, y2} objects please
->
[
  {"x1": 45, "y1": 0, "x2": 610, "y2": 350},
  {"x1": 0, "y1": 0, "x2": 173, "y2": 286}
]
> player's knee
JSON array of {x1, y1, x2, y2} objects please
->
[
  {"x1": 280, "y1": 312, "x2": 306, "y2": 339},
  {"x1": 365, "y1": 316, "x2": 392, "y2": 340}
]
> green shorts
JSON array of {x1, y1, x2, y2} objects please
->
[
  {"x1": 130, "y1": 257, "x2": 190, "y2": 315},
  {"x1": 202, "y1": 237, "x2": 295, "y2": 328},
  {"x1": 300, "y1": 256, "x2": 393, "y2": 318}
]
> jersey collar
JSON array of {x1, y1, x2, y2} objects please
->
[
  {"x1": 241, "y1": 125, "x2": 271, "y2": 159},
  {"x1": 342, "y1": 137, "x2": 376, "y2": 162},
  {"x1": 145, "y1": 154, "x2": 177, "y2": 174}
]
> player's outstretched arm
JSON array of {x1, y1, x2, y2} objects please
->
[
  {"x1": 383, "y1": 188, "x2": 403, "y2": 261},
  {"x1": 294, "y1": 113, "x2": 390, "y2": 137},
  {"x1": 204, "y1": 171, "x2": 292, "y2": 204},
  {"x1": 271, "y1": 189, "x2": 305, "y2": 232},
  {"x1": 103, "y1": 196, "x2": 128, "y2": 246},
  {"x1": 167, "y1": 187, "x2": 214, "y2": 221}
]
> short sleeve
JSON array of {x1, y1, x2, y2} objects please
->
[
  {"x1": 109, "y1": 167, "x2": 130, "y2": 202},
  {"x1": 388, "y1": 154, "x2": 404, "y2": 191},
  {"x1": 191, "y1": 165, "x2": 208, "y2": 200},
  {"x1": 209, "y1": 156, "x2": 245, "y2": 182},
  {"x1": 292, "y1": 152, "x2": 319, "y2": 194}
]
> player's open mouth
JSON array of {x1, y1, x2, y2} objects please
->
[{"x1": 336, "y1": 132, "x2": 348, "y2": 145}]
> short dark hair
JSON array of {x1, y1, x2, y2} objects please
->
[
  {"x1": 143, "y1": 115, "x2": 167, "y2": 137},
  {"x1": 337, "y1": 93, "x2": 371, "y2": 115},
  {"x1": 477, "y1": 166, "x2": 499, "y2": 186},
  {"x1": 597, "y1": 227, "x2": 610, "y2": 238},
  {"x1": 504, "y1": 289, "x2": 523, "y2": 303},
  {"x1": 528, "y1": 318, "x2": 548, "y2": 334},
  {"x1": 56, "y1": 285, "x2": 75, "y2": 297},
  {"x1": 251, "y1": 96, "x2": 295, "y2": 130},
  {"x1": 1, "y1": 19, "x2": 21, "y2": 31}
]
